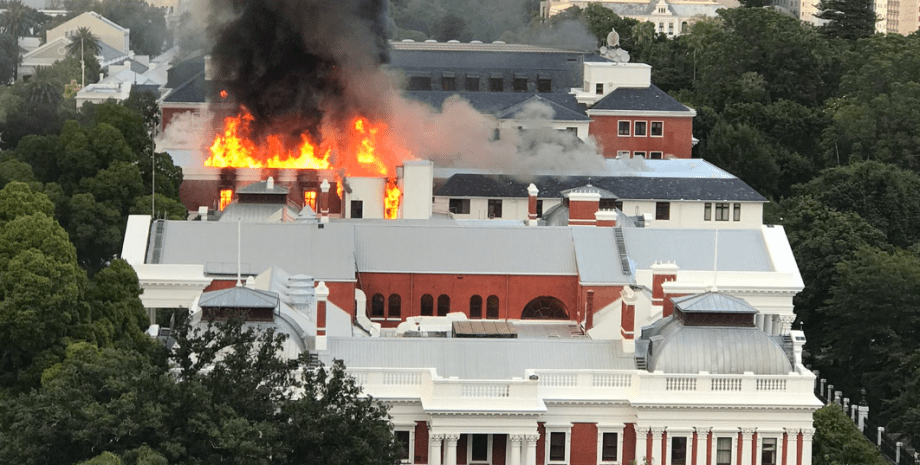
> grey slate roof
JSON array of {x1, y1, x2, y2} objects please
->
[
  {"x1": 390, "y1": 45, "x2": 584, "y2": 70},
  {"x1": 571, "y1": 227, "x2": 634, "y2": 284},
  {"x1": 352, "y1": 223, "x2": 578, "y2": 275},
  {"x1": 623, "y1": 229, "x2": 774, "y2": 272},
  {"x1": 590, "y1": 84, "x2": 693, "y2": 112},
  {"x1": 493, "y1": 94, "x2": 590, "y2": 121},
  {"x1": 320, "y1": 337, "x2": 634, "y2": 379},
  {"x1": 404, "y1": 91, "x2": 588, "y2": 120},
  {"x1": 673, "y1": 292, "x2": 757, "y2": 314},
  {"x1": 435, "y1": 174, "x2": 767, "y2": 202},
  {"x1": 199, "y1": 286, "x2": 280, "y2": 309},
  {"x1": 644, "y1": 317, "x2": 792, "y2": 375},
  {"x1": 162, "y1": 53, "x2": 209, "y2": 103}
]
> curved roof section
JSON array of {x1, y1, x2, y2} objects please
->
[
  {"x1": 646, "y1": 318, "x2": 792, "y2": 374},
  {"x1": 674, "y1": 292, "x2": 757, "y2": 314},
  {"x1": 199, "y1": 286, "x2": 279, "y2": 309},
  {"x1": 404, "y1": 91, "x2": 588, "y2": 120},
  {"x1": 624, "y1": 228, "x2": 773, "y2": 272},
  {"x1": 590, "y1": 84, "x2": 693, "y2": 113}
]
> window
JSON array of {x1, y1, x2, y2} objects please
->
[
  {"x1": 303, "y1": 190, "x2": 317, "y2": 210},
  {"x1": 681, "y1": 21, "x2": 688, "y2": 32},
  {"x1": 656, "y1": 202, "x2": 670, "y2": 220},
  {"x1": 449, "y1": 198, "x2": 470, "y2": 214},
  {"x1": 488, "y1": 199, "x2": 502, "y2": 218},
  {"x1": 437, "y1": 294, "x2": 450, "y2": 316},
  {"x1": 615, "y1": 200, "x2": 623, "y2": 211},
  {"x1": 651, "y1": 121, "x2": 664, "y2": 136},
  {"x1": 599, "y1": 199, "x2": 618, "y2": 210},
  {"x1": 618, "y1": 121, "x2": 631, "y2": 136},
  {"x1": 396, "y1": 430, "x2": 411, "y2": 462},
  {"x1": 465, "y1": 76, "x2": 480, "y2": 91},
  {"x1": 537, "y1": 78, "x2": 551, "y2": 93},
  {"x1": 704, "y1": 202, "x2": 712, "y2": 221},
  {"x1": 650, "y1": 151, "x2": 663, "y2": 159},
  {"x1": 514, "y1": 78, "x2": 528, "y2": 92},
  {"x1": 671, "y1": 437, "x2": 688, "y2": 465},
  {"x1": 659, "y1": 22, "x2": 664, "y2": 32},
  {"x1": 471, "y1": 434, "x2": 489, "y2": 462},
  {"x1": 442, "y1": 76, "x2": 456, "y2": 91},
  {"x1": 733, "y1": 203, "x2": 741, "y2": 221},
  {"x1": 388, "y1": 294, "x2": 401, "y2": 318},
  {"x1": 634, "y1": 121, "x2": 647, "y2": 136},
  {"x1": 716, "y1": 438, "x2": 732, "y2": 465},
  {"x1": 536, "y1": 200, "x2": 544, "y2": 217},
  {"x1": 350, "y1": 200, "x2": 363, "y2": 218},
  {"x1": 634, "y1": 151, "x2": 646, "y2": 158},
  {"x1": 549, "y1": 432, "x2": 566, "y2": 462},
  {"x1": 490, "y1": 77, "x2": 503, "y2": 92},
  {"x1": 601, "y1": 432, "x2": 618, "y2": 462},
  {"x1": 408, "y1": 76, "x2": 432, "y2": 91},
  {"x1": 668, "y1": 22, "x2": 674, "y2": 35},
  {"x1": 617, "y1": 150, "x2": 630, "y2": 158},
  {"x1": 486, "y1": 295, "x2": 499, "y2": 319},
  {"x1": 761, "y1": 438, "x2": 777, "y2": 465},
  {"x1": 596, "y1": 83, "x2": 604, "y2": 95},
  {"x1": 421, "y1": 294, "x2": 433, "y2": 316},
  {"x1": 715, "y1": 202, "x2": 730, "y2": 221},
  {"x1": 371, "y1": 293, "x2": 385, "y2": 317},
  {"x1": 470, "y1": 295, "x2": 483, "y2": 319}
]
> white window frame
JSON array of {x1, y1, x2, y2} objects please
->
[
  {"x1": 758, "y1": 434, "x2": 781, "y2": 465},
  {"x1": 618, "y1": 121, "x2": 631, "y2": 137},
  {"x1": 634, "y1": 120, "x2": 648, "y2": 137},
  {"x1": 467, "y1": 433, "x2": 493, "y2": 465},
  {"x1": 616, "y1": 150, "x2": 631, "y2": 159},
  {"x1": 651, "y1": 121, "x2": 664, "y2": 137},
  {"x1": 597, "y1": 426, "x2": 625, "y2": 464},
  {"x1": 393, "y1": 425, "x2": 415, "y2": 464},
  {"x1": 650, "y1": 151, "x2": 663, "y2": 159},
  {"x1": 545, "y1": 425, "x2": 572, "y2": 465},
  {"x1": 634, "y1": 151, "x2": 646, "y2": 158},
  {"x1": 666, "y1": 432, "x2": 692, "y2": 465},
  {"x1": 712, "y1": 434, "x2": 736, "y2": 465}
]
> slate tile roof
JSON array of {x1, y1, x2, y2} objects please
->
[{"x1": 590, "y1": 84, "x2": 693, "y2": 112}]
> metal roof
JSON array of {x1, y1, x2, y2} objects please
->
[
  {"x1": 561, "y1": 184, "x2": 618, "y2": 198},
  {"x1": 148, "y1": 221, "x2": 357, "y2": 281},
  {"x1": 673, "y1": 292, "x2": 757, "y2": 314},
  {"x1": 404, "y1": 91, "x2": 588, "y2": 120},
  {"x1": 390, "y1": 41, "x2": 583, "y2": 53},
  {"x1": 623, "y1": 229, "x2": 774, "y2": 272},
  {"x1": 218, "y1": 203, "x2": 301, "y2": 223},
  {"x1": 353, "y1": 224, "x2": 578, "y2": 275},
  {"x1": 590, "y1": 84, "x2": 694, "y2": 112},
  {"x1": 199, "y1": 286, "x2": 280, "y2": 309},
  {"x1": 320, "y1": 337, "x2": 634, "y2": 379},
  {"x1": 238, "y1": 180, "x2": 290, "y2": 194},
  {"x1": 493, "y1": 95, "x2": 591, "y2": 121},
  {"x1": 432, "y1": 158, "x2": 736, "y2": 179},
  {"x1": 645, "y1": 319, "x2": 792, "y2": 375},
  {"x1": 571, "y1": 227, "x2": 635, "y2": 285}
]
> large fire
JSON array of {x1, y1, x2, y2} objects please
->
[{"x1": 205, "y1": 109, "x2": 409, "y2": 218}]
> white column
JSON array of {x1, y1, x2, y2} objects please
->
[
  {"x1": 740, "y1": 429, "x2": 755, "y2": 465},
  {"x1": 784, "y1": 429, "x2": 798, "y2": 465},
  {"x1": 800, "y1": 429, "x2": 815, "y2": 465},
  {"x1": 444, "y1": 434, "x2": 459, "y2": 465},
  {"x1": 695, "y1": 428, "x2": 711, "y2": 465},
  {"x1": 651, "y1": 427, "x2": 666, "y2": 465},
  {"x1": 509, "y1": 435, "x2": 523, "y2": 465},
  {"x1": 636, "y1": 426, "x2": 650, "y2": 465},
  {"x1": 524, "y1": 434, "x2": 539, "y2": 465},
  {"x1": 754, "y1": 313, "x2": 765, "y2": 332},
  {"x1": 430, "y1": 434, "x2": 444, "y2": 465}
]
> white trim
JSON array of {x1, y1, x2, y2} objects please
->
[
  {"x1": 467, "y1": 433, "x2": 494, "y2": 465},
  {"x1": 544, "y1": 425, "x2": 573, "y2": 465},
  {"x1": 394, "y1": 426, "x2": 415, "y2": 464},
  {"x1": 597, "y1": 426, "x2": 625, "y2": 465},
  {"x1": 651, "y1": 121, "x2": 665, "y2": 137},
  {"x1": 634, "y1": 120, "x2": 648, "y2": 137},
  {"x1": 588, "y1": 109, "x2": 697, "y2": 118}
]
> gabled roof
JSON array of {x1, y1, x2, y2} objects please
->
[
  {"x1": 560, "y1": 184, "x2": 618, "y2": 199},
  {"x1": 404, "y1": 91, "x2": 587, "y2": 120},
  {"x1": 589, "y1": 84, "x2": 693, "y2": 113},
  {"x1": 199, "y1": 286, "x2": 280, "y2": 309},
  {"x1": 161, "y1": 53, "x2": 210, "y2": 104},
  {"x1": 623, "y1": 229, "x2": 774, "y2": 272},
  {"x1": 238, "y1": 180, "x2": 290, "y2": 195},
  {"x1": 493, "y1": 94, "x2": 590, "y2": 121},
  {"x1": 435, "y1": 174, "x2": 767, "y2": 202},
  {"x1": 673, "y1": 292, "x2": 758, "y2": 314}
]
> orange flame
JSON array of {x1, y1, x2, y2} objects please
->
[
  {"x1": 384, "y1": 178, "x2": 401, "y2": 220},
  {"x1": 206, "y1": 111, "x2": 332, "y2": 170},
  {"x1": 220, "y1": 90, "x2": 228, "y2": 99},
  {"x1": 219, "y1": 189, "x2": 233, "y2": 211}
]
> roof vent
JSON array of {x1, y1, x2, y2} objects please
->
[
  {"x1": 425, "y1": 39, "x2": 437, "y2": 43},
  {"x1": 493, "y1": 41, "x2": 506, "y2": 44},
  {"x1": 401, "y1": 39, "x2": 415, "y2": 42},
  {"x1": 470, "y1": 40, "x2": 483, "y2": 44},
  {"x1": 447, "y1": 40, "x2": 460, "y2": 43}
]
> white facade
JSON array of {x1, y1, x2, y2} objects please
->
[{"x1": 572, "y1": 62, "x2": 651, "y2": 107}]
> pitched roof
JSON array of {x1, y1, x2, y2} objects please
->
[
  {"x1": 404, "y1": 91, "x2": 588, "y2": 120},
  {"x1": 589, "y1": 84, "x2": 693, "y2": 112},
  {"x1": 623, "y1": 228, "x2": 774, "y2": 272},
  {"x1": 673, "y1": 292, "x2": 758, "y2": 314},
  {"x1": 435, "y1": 174, "x2": 767, "y2": 202},
  {"x1": 493, "y1": 94, "x2": 590, "y2": 121},
  {"x1": 199, "y1": 286, "x2": 280, "y2": 309}
]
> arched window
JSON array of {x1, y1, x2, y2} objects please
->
[
  {"x1": 521, "y1": 296, "x2": 569, "y2": 320},
  {"x1": 681, "y1": 21, "x2": 688, "y2": 33},
  {"x1": 470, "y1": 295, "x2": 483, "y2": 319},
  {"x1": 371, "y1": 293, "x2": 385, "y2": 317},
  {"x1": 421, "y1": 294, "x2": 433, "y2": 316},
  {"x1": 388, "y1": 294, "x2": 401, "y2": 318},
  {"x1": 486, "y1": 295, "x2": 499, "y2": 319},
  {"x1": 437, "y1": 294, "x2": 450, "y2": 316}
]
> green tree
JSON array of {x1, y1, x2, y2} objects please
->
[
  {"x1": 812, "y1": 403, "x2": 887, "y2": 465},
  {"x1": 66, "y1": 192, "x2": 123, "y2": 270},
  {"x1": 24, "y1": 66, "x2": 63, "y2": 107},
  {"x1": 0, "y1": 0, "x2": 42, "y2": 40},
  {"x1": 130, "y1": 193, "x2": 188, "y2": 220},
  {"x1": 0, "y1": 32, "x2": 19, "y2": 84},
  {"x1": 0, "y1": 181, "x2": 53, "y2": 225},
  {"x1": 64, "y1": 26, "x2": 101, "y2": 60},
  {"x1": 12, "y1": 134, "x2": 60, "y2": 183},
  {"x1": 816, "y1": 0, "x2": 876, "y2": 41},
  {"x1": 698, "y1": 121, "x2": 782, "y2": 198}
]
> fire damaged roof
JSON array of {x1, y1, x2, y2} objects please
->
[
  {"x1": 588, "y1": 84, "x2": 694, "y2": 113},
  {"x1": 404, "y1": 91, "x2": 588, "y2": 120},
  {"x1": 434, "y1": 174, "x2": 768, "y2": 202}
]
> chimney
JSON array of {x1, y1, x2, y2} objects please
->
[
  {"x1": 620, "y1": 286, "x2": 638, "y2": 353},
  {"x1": 585, "y1": 289, "x2": 595, "y2": 330},
  {"x1": 266, "y1": 176, "x2": 274, "y2": 191},
  {"x1": 204, "y1": 55, "x2": 214, "y2": 81},
  {"x1": 527, "y1": 183, "x2": 539, "y2": 226},
  {"x1": 319, "y1": 179, "x2": 330, "y2": 223},
  {"x1": 595, "y1": 209, "x2": 617, "y2": 227},
  {"x1": 400, "y1": 161, "x2": 434, "y2": 220},
  {"x1": 568, "y1": 189, "x2": 600, "y2": 226},
  {"x1": 315, "y1": 281, "x2": 329, "y2": 351},
  {"x1": 651, "y1": 262, "x2": 678, "y2": 308}
]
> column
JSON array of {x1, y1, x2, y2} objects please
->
[
  {"x1": 636, "y1": 426, "x2": 650, "y2": 465},
  {"x1": 783, "y1": 429, "x2": 798, "y2": 465},
  {"x1": 651, "y1": 427, "x2": 666, "y2": 465},
  {"x1": 800, "y1": 429, "x2": 815, "y2": 465},
  {"x1": 740, "y1": 429, "x2": 755, "y2": 465},
  {"x1": 695, "y1": 428, "x2": 711, "y2": 465},
  {"x1": 509, "y1": 435, "x2": 523, "y2": 465},
  {"x1": 430, "y1": 434, "x2": 444, "y2": 465},
  {"x1": 524, "y1": 434, "x2": 539, "y2": 465},
  {"x1": 444, "y1": 434, "x2": 459, "y2": 465}
]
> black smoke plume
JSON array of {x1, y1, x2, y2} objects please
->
[{"x1": 208, "y1": 0, "x2": 391, "y2": 143}]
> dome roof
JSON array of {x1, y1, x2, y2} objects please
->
[{"x1": 645, "y1": 318, "x2": 792, "y2": 375}]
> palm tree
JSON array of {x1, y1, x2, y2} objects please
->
[
  {"x1": 0, "y1": 0, "x2": 39, "y2": 39},
  {"x1": 65, "y1": 26, "x2": 101, "y2": 60},
  {"x1": 25, "y1": 66, "x2": 62, "y2": 107}
]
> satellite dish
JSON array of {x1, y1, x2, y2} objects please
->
[{"x1": 607, "y1": 28, "x2": 620, "y2": 48}]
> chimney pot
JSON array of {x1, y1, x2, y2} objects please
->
[
  {"x1": 266, "y1": 176, "x2": 274, "y2": 191},
  {"x1": 527, "y1": 183, "x2": 539, "y2": 226}
]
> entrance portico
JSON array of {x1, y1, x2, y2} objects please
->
[{"x1": 427, "y1": 414, "x2": 541, "y2": 465}]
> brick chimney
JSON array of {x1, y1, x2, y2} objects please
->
[
  {"x1": 315, "y1": 281, "x2": 329, "y2": 351},
  {"x1": 585, "y1": 290, "x2": 595, "y2": 330},
  {"x1": 318, "y1": 179, "x2": 330, "y2": 224},
  {"x1": 527, "y1": 183, "x2": 539, "y2": 226},
  {"x1": 651, "y1": 262, "x2": 678, "y2": 308},
  {"x1": 620, "y1": 286, "x2": 638, "y2": 353},
  {"x1": 568, "y1": 189, "x2": 600, "y2": 226},
  {"x1": 595, "y1": 209, "x2": 617, "y2": 227}
]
